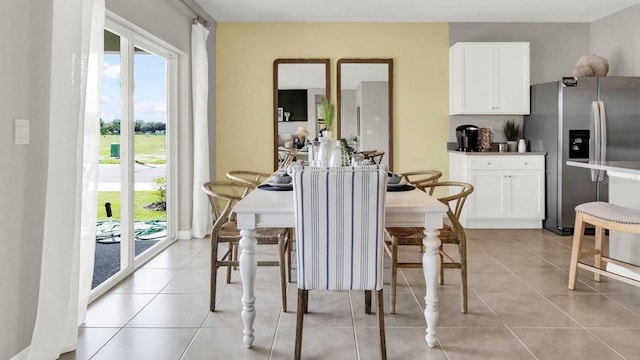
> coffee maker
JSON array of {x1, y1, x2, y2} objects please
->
[{"x1": 456, "y1": 125, "x2": 479, "y2": 152}]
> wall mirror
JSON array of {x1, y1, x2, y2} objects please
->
[
  {"x1": 337, "y1": 58, "x2": 393, "y2": 170},
  {"x1": 273, "y1": 58, "x2": 330, "y2": 169}
]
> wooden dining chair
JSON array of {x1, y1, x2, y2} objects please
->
[
  {"x1": 400, "y1": 170, "x2": 443, "y2": 195},
  {"x1": 226, "y1": 170, "x2": 270, "y2": 197},
  {"x1": 278, "y1": 148, "x2": 300, "y2": 169},
  {"x1": 291, "y1": 165, "x2": 388, "y2": 360},
  {"x1": 226, "y1": 169, "x2": 293, "y2": 282},
  {"x1": 201, "y1": 181, "x2": 291, "y2": 312},
  {"x1": 384, "y1": 181, "x2": 474, "y2": 314}
]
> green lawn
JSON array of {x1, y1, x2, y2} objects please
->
[
  {"x1": 100, "y1": 134, "x2": 166, "y2": 164},
  {"x1": 97, "y1": 191, "x2": 166, "y2": 222}
]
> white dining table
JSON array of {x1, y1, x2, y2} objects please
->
[{"x1": 232, "y1": 184, "x2": 448, "y2": 349}]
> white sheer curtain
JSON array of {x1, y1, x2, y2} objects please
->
[
  {"x1": 14, "y1": 0, "x2": 104, "y2": 358},
  {"x1": 191, "y1": 22, "x2": 212, "y2": 238}
]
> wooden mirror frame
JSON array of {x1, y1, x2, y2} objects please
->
[
  {"x1": 273, "y1": 58, "x2": 330, "y2": 170},
  {"x1": 337, "y1": 58, "x2": 394, "y2": 171}
]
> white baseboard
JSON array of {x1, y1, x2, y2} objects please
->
[{"x1": 177, "y1": 230, "x2": 192, "y2": 239}]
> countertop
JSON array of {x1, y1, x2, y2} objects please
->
[
  {"x1": 566, "y1": 160, "x2": 640, "y2": 178},
  {"x1": 448, "y1": 150, "x2": 547, "y2": 156}
]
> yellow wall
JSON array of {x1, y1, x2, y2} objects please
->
[{"x1": 216, "y1": 22, "x2": 450, "y2": 179}]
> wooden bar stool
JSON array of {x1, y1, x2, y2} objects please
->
[{"x1": 568, "y1": 201, "x2": 640, "y2": 290}]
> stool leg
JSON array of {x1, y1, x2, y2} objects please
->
[
  {"x1": 568, "y1": 213, "x2": 585, "y2": 290},
  {"x1": 594, "y1": 226, "x2": 605, "y2": 282}
]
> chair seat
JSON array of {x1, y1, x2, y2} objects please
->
[
  {"x1": 218, "y1": 220, "x2": 288, "y2": 244},
  {"x1": 576, "y1": 201, "x2": 640, "y2": 225}
]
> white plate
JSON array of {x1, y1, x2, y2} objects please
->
[{"x1": 267, "y1": 181, "x2": 293, "y2": 188}]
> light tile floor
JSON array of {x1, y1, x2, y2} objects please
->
[{"x1": 61, "y1": 229, "x2": 640, "y2": 359}]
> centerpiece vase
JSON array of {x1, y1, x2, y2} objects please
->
[{"x1": 317, "y1": 131, "x2": 333, "y2": 166}]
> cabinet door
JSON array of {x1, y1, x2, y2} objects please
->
[
  {"x1": 459, "y1": 45, "x2": 493, "y2": 113},
  {"x1": 467, "y1": 171, "x2": 506, "y2": 218},
  {"x1": 507, "y1": 172, "x2": 543, "y2": 217},
  {"x1": 450, "y1": 42, "x2": 529, "y2": 115},
  {"x1": 495, "y1": 44, "x2": 530, "y2": 114}
]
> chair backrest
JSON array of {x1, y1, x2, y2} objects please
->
[
  {"x1": 400, "y1": 170, "x2": 443, "y2": 195},
  {"x1": 420, "y1": 181, "x2": 474, "y2": 230},
  {"x1": 201, "y1": 181, "x2": 249, "y2": 222},
  {"x1": 279, "y1": 148, "x2": 300, "y2": 169},
  {"x1": 226, "y1": 170, "x2": 270, "y2": 198},
  {"x1": 291, "y1": 165, "x2": 388, "y2": 291}
]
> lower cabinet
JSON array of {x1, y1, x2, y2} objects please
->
[{"x1": 449, "y1": 152, "x2": 545, "y2": 229}]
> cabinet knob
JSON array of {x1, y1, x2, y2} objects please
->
[{"x1": 524, "y1": 162, "x2": 528, "y2": 165}]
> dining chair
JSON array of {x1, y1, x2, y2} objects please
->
[
  {"x1": 226, "y1": 170, "x2": 270, "y2": 197},
  {"x1": 226, "y1": 169, "x2": 294, "y2": 282},
  {"x1": 201, "y1": 181, "x2": 291, "y2": 312},
  {"x1": 400, "y1": 170, "x2": 443, "y2": 194},
  {"x1": 384, "y1": 181, "x2": 474, "y2": 314},
  {"x1": 278, "y1": 148, "x2": 300, "y2": 169},
  {"x1": 291, "y1": 165, "x2": 388, "y2": 360}
]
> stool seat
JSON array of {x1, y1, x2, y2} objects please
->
[
  {"x1": 576, "y1": 201, "x2": 640, "y2": 225},
  {"x1": 568, "y1": 201, "x2": 640, "y2": 291}
]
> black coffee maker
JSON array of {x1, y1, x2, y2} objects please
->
[{"x1": 456, "y1": 125, "x2": 479, "y2": 152}]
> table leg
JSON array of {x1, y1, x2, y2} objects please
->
[
  {"x1": 239, "y1": 229, "x2": 258, "y2": 348},
  {"x1": 422, "y1": 227, "x2": 441, "y2": 348}
]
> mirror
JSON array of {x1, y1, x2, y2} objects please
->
[
  {"x1": 273, "y1": 58, "x2": 330, "y2": 169},
  {"x1": 337, "y1": 58, "x2": 393, "y2": 170}
]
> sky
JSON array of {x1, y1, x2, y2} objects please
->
[{"x1": 101, "y1": 52, "x2": 167, "y2": 124}]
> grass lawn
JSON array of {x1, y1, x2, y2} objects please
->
[
  {"x1": 100, "y1": 134, "x2": 166, "y2": 164},
  {"x1": 98, "y1": 191, "x2": 166, "y2": 222}
]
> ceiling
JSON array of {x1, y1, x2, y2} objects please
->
[{"x1": 194, "y1": 0, "x2": 640, "y2": 23}]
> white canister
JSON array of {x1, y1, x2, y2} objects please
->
[{"x1": 517, "y1": 139, "x2": 527, "y2": 153}]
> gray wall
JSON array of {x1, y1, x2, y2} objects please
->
[
  {"x1": 449, "y1": 22, "x2": 590, "y2": 85},
  {"x1": 1, "y1": 0, "x2": 215, "y2": 358},
  {"x1": 0, "y1": 0, "x2": 53, "y2": 357},
  {"x1": 590, "y1": 4, "x2": 640, "y2": 76}
]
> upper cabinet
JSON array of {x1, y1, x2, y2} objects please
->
[{"x1": 449, "y1": 42, "x2": 530, "y2": 115}]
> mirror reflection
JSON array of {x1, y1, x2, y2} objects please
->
[
  {"x1": 337, "y1": 59, "x2": 393, "y2": 170},
  {"x1": 273, "y1": 59, "x2": 330, "y2": 169}
]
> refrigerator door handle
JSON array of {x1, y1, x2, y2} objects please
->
[
  {"x1": 599, "y1": 101, "x2": 607, "y2": 163},
  {"x1": 590, "y1": 101, "x2": 602, "y2": 182}
]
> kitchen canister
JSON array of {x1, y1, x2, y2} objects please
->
[{"x1": 517, "y1": 139, "x2": 527, "y2": 153}]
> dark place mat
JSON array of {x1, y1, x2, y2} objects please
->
[
  {"x1": 258, "y1": 183, "x2": 293, "y2": 191},
  {"x1": 387, "y1": 184, "x2": 416, "y2": 192}
]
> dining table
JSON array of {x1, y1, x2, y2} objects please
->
[{"x1": 232, "y1": 176, "x2": 448, "y2": 349}]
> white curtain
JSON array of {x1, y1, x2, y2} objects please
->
[
  {"x1": 14, "y1": 0, "x2": 104, "y2": 358},
  {"x1": 191, "y1": 22, "x2": 212, "y2": 238}
]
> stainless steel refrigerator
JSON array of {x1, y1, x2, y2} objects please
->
[{"x1": 524, "y1": 76, "x2": 640, "y2": 235}]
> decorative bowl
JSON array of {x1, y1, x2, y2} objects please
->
[
  {"x1": 388, "y1": 173, "x2": 403, "y2": 185},
  {"x1": 272, "y1": 173, "x2": 292, "y2": 184}
]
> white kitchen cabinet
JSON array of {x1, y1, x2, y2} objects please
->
[
  {"x1": 449, "y1": 42, "x2": 530, "y2": 115},
  {"x1": 449, "y1": 152, "x2": 545, "y2": 228}
]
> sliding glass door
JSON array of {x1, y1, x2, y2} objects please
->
[{"x1": 92, "y1": 17, "x2": 177, "y2": 298}]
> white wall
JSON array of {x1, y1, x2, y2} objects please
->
[
  {"x1": 1, "y1": 0, "x2": 215, "y2": 358},
  {"x1": 590, "y1": 4, "x2": 640, "y2": 76},
  {"x1": 0, "y1": 1, "x2": 53, "y2": 357}
]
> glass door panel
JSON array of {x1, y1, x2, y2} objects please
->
[{"x1": 133, "y1": 46, "x2": 167, "y2": 258}]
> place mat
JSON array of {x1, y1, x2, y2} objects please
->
[
  {"x1": 258, "y1": 184, "x2": 293, "y2": 191},
  {"x1": 387, "y1": 184, "x2": 415, "y2": 192}
]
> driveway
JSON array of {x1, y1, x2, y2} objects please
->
[{"x1": 99, "y1": 164, "x2": 166, "y2": 191}]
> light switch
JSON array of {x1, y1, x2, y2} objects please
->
[
  {"x1": 15, "y1": 119, "x2": 29, "y2": 145},
  {"x1": 366, "y1": 129, "x2": 374, "y2": 135}
]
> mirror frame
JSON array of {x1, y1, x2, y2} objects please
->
[
  {"x1": 273, "y1": 58, "x2": 331, "y2": 170},
  {"x1": 337, "y1": 58, "x2": 394, "y2": 170}
]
